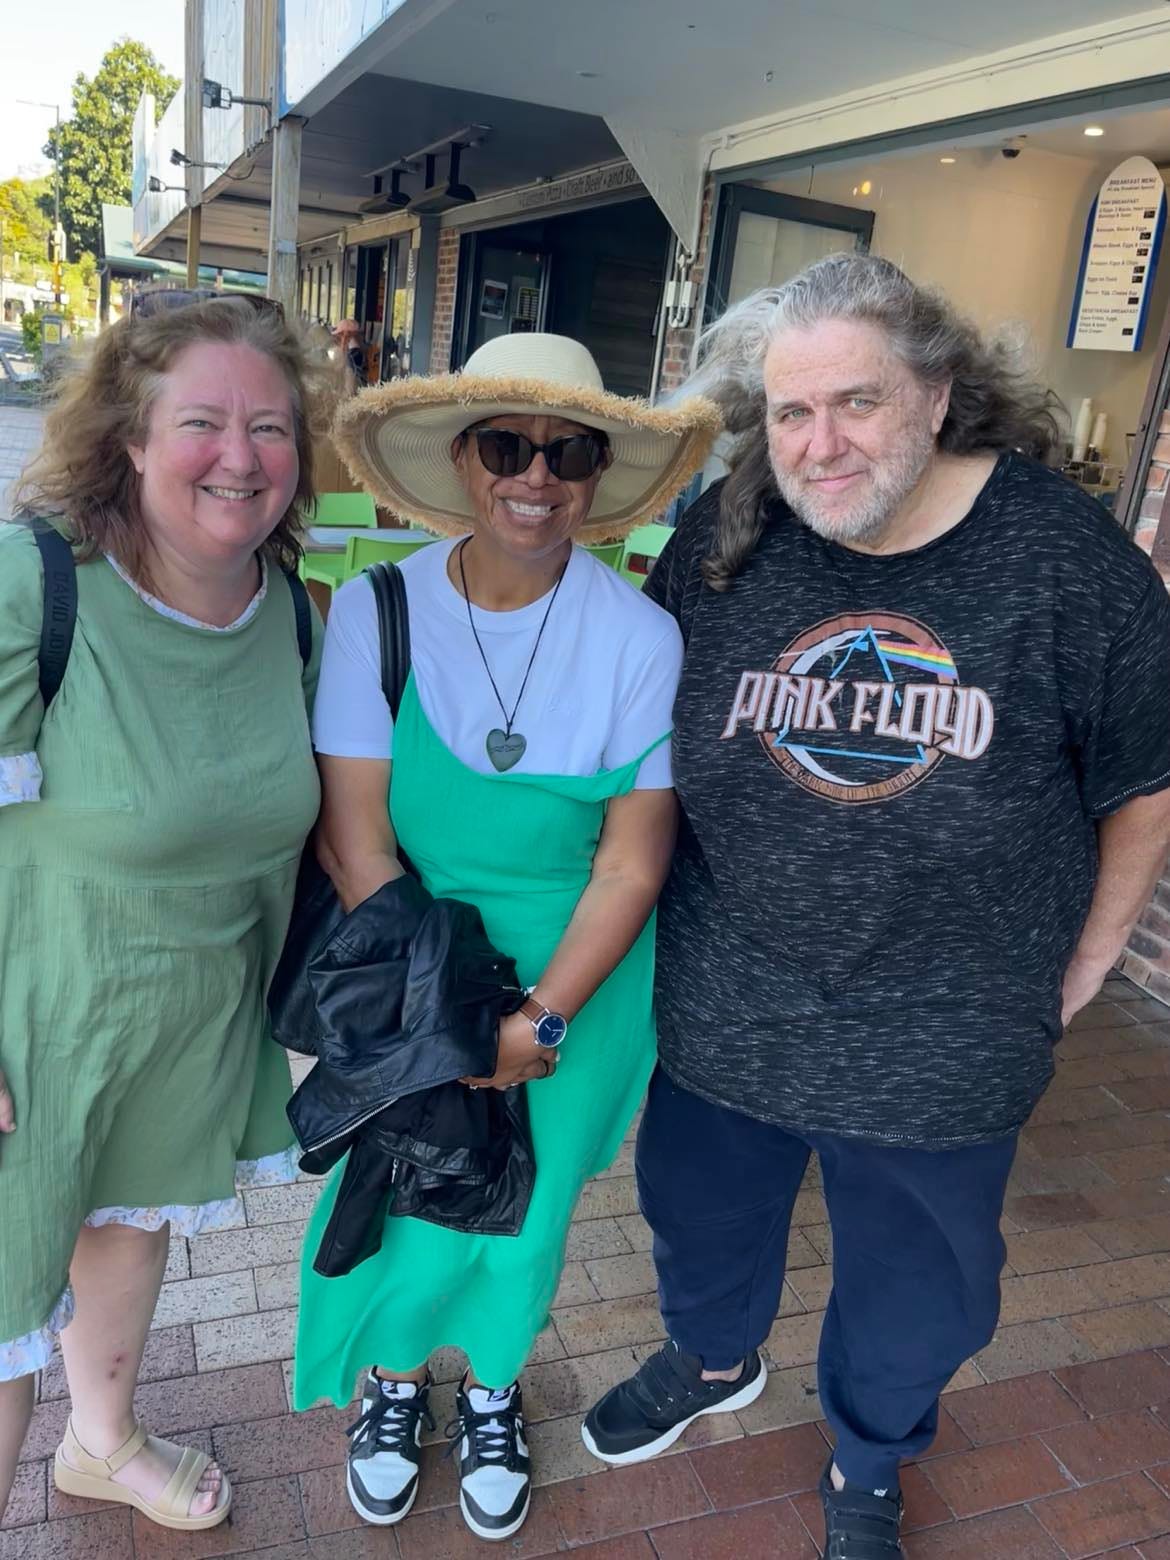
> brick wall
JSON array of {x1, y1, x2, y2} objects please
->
[
  {"x1": 656, "y1": 182, "x2": 716, "y2": 396},
  {"x1": 429, "y1": 228, "x2": 461, "y2": 373},
  {"x1": 1120, "y1": 408, "x2": 1170, "y2": 1001}
]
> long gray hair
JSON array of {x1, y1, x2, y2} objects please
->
[{"x1": 685, "y1": 252, "x2": 1064, "y2": 591}]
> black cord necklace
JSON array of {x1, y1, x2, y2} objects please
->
[{"x1": 457, "y1": 537, "x2": 569, "y2": 772}]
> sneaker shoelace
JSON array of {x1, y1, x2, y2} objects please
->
[
  {"x1": 347, "y1": 1388, "x2": 434, "y2": 1458},
  {"x1": 445, "y1": 1396, "x2": 523, "y2": 1471}
]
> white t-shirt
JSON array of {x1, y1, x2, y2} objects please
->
[{"x1": 312, "y1": 538, "x2": 682, "y2": 787}]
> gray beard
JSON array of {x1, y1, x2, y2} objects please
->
[{"x1": 774, "y1": 427, "x2": 937, "y2": 547}]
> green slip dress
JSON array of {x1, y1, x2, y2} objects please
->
[{"x1": 293, "y1": 671, "x2": 661, "y2": 1403}]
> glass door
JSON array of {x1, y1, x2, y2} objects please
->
[
  {"x1": 708, "y1": 186, "x2": 875, "y2": 318},
  {"x1": 380, "y1": 237, "x2": 410, "y2": 381},
  {"x1": 354, "y1": 243, "x2": 388, "y2": 385},
  {"x1": 459, "y1": 237, "x2": 550, "y2": 363},
  {"x1": 341, "y1": 248, "x2": 358, "y2": 323}
]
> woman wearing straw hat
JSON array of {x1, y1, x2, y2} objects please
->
[{"x1": 293, "y1": 333, "x2": 718, "y2": 1540}]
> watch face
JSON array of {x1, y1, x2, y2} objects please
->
[{"x1": 534, "y1": 1012, "x2": 568, "y2": 1049}]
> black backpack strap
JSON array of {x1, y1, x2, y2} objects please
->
[
  {"x1": 284, "y1": 567, "x2": 313, "y2": 669},
  {"x1": 366, "y1": 561, "x2": 411, "y2": 719},
  {"x1": 33, "y1": 525, "x2": 78, "y2": 708}
]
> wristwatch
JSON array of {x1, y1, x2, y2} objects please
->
[{"x1": 519, "y1": 989, "x2": 569, "y2": 1050}]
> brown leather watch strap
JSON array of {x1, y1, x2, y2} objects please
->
[{"x1": 519, "y1": 995, "x2": 547, "y2": 1025}]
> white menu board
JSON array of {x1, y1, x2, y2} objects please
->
[{"x1": 1068, "y1": 156, "x2": 1167, "y2": 352}]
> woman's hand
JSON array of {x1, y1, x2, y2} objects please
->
[
  {"x1": 0, "y1": 1068, "x2": 15, "y2": 1134},
  {"x1": 461, "y1": 1011, "x2": 558, "y2": 1092}
]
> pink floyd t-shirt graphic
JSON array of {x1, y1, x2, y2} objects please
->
[
  {"x1": 643, "y1": 454, "x2": 1170, "y2": 1147},
  {"x1": 720, "y1": 612, "x2": 993, "y2": 804}
]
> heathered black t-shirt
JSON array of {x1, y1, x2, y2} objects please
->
[{"x1": 646, "y1": 453, "x2": 1170, "y2": 1147}]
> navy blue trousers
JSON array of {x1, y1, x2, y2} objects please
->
[{"x1": 636, "y1": 1068, "x2": 1017, "y2": 1489}]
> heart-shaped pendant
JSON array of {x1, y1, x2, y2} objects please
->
[{"x1": 486, "y1": 729, "x2": 527, "y2": 772}]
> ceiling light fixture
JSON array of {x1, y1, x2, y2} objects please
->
[
  {"x1": 358, "y1": 168, "x2": 411, "y2": 215},
  {"x1": 407, "y1": 143, "x2": 478, "y2": 215},
  {"x1": 939, "y1": 155, "x2": 956, "y2": 164},
  {"x1": 1084, "y1": 125, "x2": 1105, "y2": 137}
]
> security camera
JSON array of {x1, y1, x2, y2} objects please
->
[{"x1": 1001, "y1": 136, "x2": 1026, "y2": 159}]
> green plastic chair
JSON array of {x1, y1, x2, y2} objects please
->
[
  {"x1": 621, "y1": 522, "x2": 673, "y2": 568},
  {"x1": 298, "y1": 492, "x2": 379, "y2": 589},
  {"x1": 583, "y1": 541, "x2": 624, "y2": 570},
  {"x1": 309, "y1": 492, "x2": 377, "y2": 528},
  {"x1": 346, "y1": 533, "x2": 432, "y2": 573},
  {"x1": 299, "y1": 532, "x2": 431, "y2": 598},
  {"x1": 300, "y1": 552, "x2": 349, "y2": 591},
  {"x1": 619, "y1": 522, "x2": 674, "y2": 589}
]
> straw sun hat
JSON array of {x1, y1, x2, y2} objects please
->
[{"x1": 330, "y1": 333, "x2": 722, "y2": 543}]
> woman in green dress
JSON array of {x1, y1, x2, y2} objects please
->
[
  {"x1": 296, "y1": 333, "x2": 718, "y2": 1541},
  {"x1": 0, "y1": 296, "x2": 329, "y2": 1534}
]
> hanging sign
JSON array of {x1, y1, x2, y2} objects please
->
[{"x1": 1068, "y1": 156, "x2": 1167, "y2": 352}]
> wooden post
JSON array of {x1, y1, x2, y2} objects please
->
[
  {"x1": 267, "y1": 117, "x2": 305, "y2": 311},
  {"x1": 186, "y1": 205, "x2": 202, "y2": 289},
  {"x1": 183, "y1": 0, "x2": 205, "y2": 293}
]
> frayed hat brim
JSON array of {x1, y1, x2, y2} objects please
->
[{"x1": 331, "y1": 374, "x2": 722, "y2": 541}]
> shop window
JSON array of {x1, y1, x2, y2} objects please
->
[
  {"x1": 342, "y1": 249, "x2": 358, "y2": 323},
  {"x1": 707, "y1": 186, "x2": 874, "y2": 319}
]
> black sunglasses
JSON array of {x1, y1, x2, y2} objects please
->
[
  {"x1": 129, "y1": 288, "x2": 283, "y2": 321},
  {"x1": 469, "y1": 427, "x2": 609, "y2": 482}
]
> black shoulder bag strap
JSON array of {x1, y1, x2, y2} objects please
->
[
  {"x1": 366, "y1": 560, "x2": 411, "y2": 719},
  {"x1": 34, "y1": 525, "x2": 78, "y2": 709},
  {"x1": 283, "y1": 568, "x2": 313, "y2": 670}
]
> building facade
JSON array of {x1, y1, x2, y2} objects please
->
[{"x1": 133, "y1": 0, "x2": 1170, "y2": 991}]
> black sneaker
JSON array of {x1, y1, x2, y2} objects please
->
[
  {"x1": 345, "y1": 1369, "x2": 434, "y2": 1526},
  {"x1": 446, "y1": 1380, "x2": 531, "y2": 1541},
  {"x1": 820, "y1": 1459, "x2": 904, "y2": 1558},
  {"x1": 581, "y1": 1340, "x2": 766, "y2": 1465}
]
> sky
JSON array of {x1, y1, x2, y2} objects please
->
[{"x1": 0, "y1": 0, "x2": 185, "y2": 181}]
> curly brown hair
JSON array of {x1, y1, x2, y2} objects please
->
[{"x1": 13, "y1": 295, "x2": 343, "y2": 585}]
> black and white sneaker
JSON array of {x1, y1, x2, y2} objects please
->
[
  {"x1": 820, "y1": 1459, "x2": 904, "y2": 1558},
  {"x1": 446, "y1": 1380, "x2": 531, "y2": 1541},
  {"x1": 582, "y1": 1340, "x2": 766, "y2": 1465},
  {"x1": 345, "y1": 1369, "x2": 434, "y2": 1526}
]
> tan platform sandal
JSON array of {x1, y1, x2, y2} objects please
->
[{"x1": 53, "y1": 1417, "x2": 232, "y2": 1531}]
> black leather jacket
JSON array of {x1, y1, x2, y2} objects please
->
[{"x1": 269, "y1": 862, "x2": 533, "y2": 1277}]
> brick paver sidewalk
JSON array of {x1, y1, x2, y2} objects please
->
[
  {"x1": 0, "y1": 403, "x2": 43, "y2": 521},
  {"x1": 7, "y1": 983, "x2": 1170, "y2": 1557}
]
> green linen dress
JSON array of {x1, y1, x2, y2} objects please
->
[
  {"x1": 293, "y1": 672, "x2": 661, "y2": 1403},
  {"x1": 0, "y1": 524, "x2": 321, "y2": 1361}
]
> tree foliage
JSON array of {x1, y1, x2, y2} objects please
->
[
  {"x1": 0, "y1": 177, "x2": 52, "y2": 270},
  {"x1": 45, "y1": 38, "x2": 179, "y2": 261}
]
